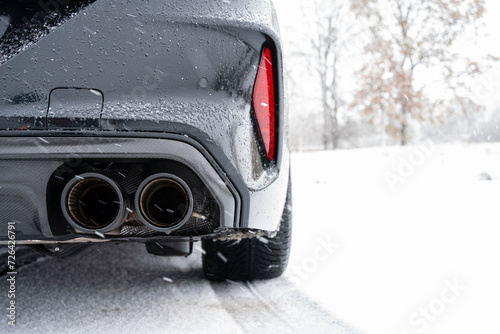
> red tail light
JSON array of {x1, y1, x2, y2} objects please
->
[{"x1": 253, "y1": 47, "x2": 275, "y2": 161}]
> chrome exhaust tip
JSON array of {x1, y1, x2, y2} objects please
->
[
  {"x1": 134, "y1": 173, "x2": 193, "y2": 233},
  {"x1": 61, "y1": 173, "x2": 128, "y2": 233}
]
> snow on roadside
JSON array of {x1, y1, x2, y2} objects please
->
[
  {"x1": 288, "y1": 142, "x2": 500, "y2": 334},
  {"x1": 1, "y1": 243, "x2": 359, "y2": 333}
]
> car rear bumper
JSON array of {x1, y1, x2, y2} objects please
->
[
  {"x1": 0, "y1": 0, "x2": 289, "y2": 245},
  {"x1": 0, "y1": 129, "x2": 289, "y2": 244}
]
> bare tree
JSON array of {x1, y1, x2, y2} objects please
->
[
  {"x1": 290, "y1": 0, "x2": 347, "y2": 150},
  {"x1": 313, "y1": 0, "x2": 345, "y2": 149},
  {"x1": 350, "y1": 0, "x2": 492, "y2": 145}
]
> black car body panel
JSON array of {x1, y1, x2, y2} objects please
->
[{"x1": 0, "y1": 0, "x2": 289, "y2": 246}]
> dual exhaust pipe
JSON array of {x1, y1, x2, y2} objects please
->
[{"x1": 61, "y1": 173, "x2": 193, "y2": 234}]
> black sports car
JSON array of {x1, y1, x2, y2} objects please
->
[{"x1": 0, "y1": 0, "x2": 291, "y2": 281}]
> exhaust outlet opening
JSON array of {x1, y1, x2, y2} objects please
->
[
  {"x1": 61, "y1": 173, "x2": 127, "y2": 233},
  {"x1": 136, "y1": 173, "x2": 193, "y2": 232}
]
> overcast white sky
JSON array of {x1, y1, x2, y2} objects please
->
[
  {"x1": 274, "y1": 0, "x2": 500, "y2": 55},
  {"x1": 273, "y1": 0, "x2": 500, "y2": 113}
]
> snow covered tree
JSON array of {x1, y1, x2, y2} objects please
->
[
  {"x1": 311, "y1": 0, "x2": 345, "y2": 149},
  {"x1": 287, "y1": 0, "x2": 349, "y2": 150},
  {"x1": 350, "y1": 0, "x2": 492, "y2": 145}
]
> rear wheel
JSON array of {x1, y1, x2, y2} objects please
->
[{"x1": 202, "y1": 178, "x2": 292, "y2": 281}]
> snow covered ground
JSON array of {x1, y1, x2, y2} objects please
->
[
  {"x1": 0, "y1": 242, "x2": 357, "y2": 334},
  {"x1": 289, "y1": 142, "x2": 500, "y2": 334},
  {"x1": 2, "y1": 142, "x2": 499, "y2": 333}
]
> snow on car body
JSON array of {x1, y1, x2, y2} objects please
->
[{"x1": 0, "y1": 0, "x2": 291, "y2": 280}]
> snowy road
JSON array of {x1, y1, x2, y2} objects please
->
[
  {"x1": 0, "y1": 242, "x2": 357, "y2": 334},
  {"x1": 288, "y1": 143, "x2": 500, "y2": 334}
]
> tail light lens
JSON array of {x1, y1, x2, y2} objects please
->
[{"x1": 253, "y1": 46, "x2": 275, "y2": 161}]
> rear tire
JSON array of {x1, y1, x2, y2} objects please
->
[{"x1": 202, "y1": 177, "x2": 292, "y2": 281}]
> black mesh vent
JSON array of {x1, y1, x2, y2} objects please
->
[{"x1": 46, "y1": 158, "x2": 221, "y2": 237}]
